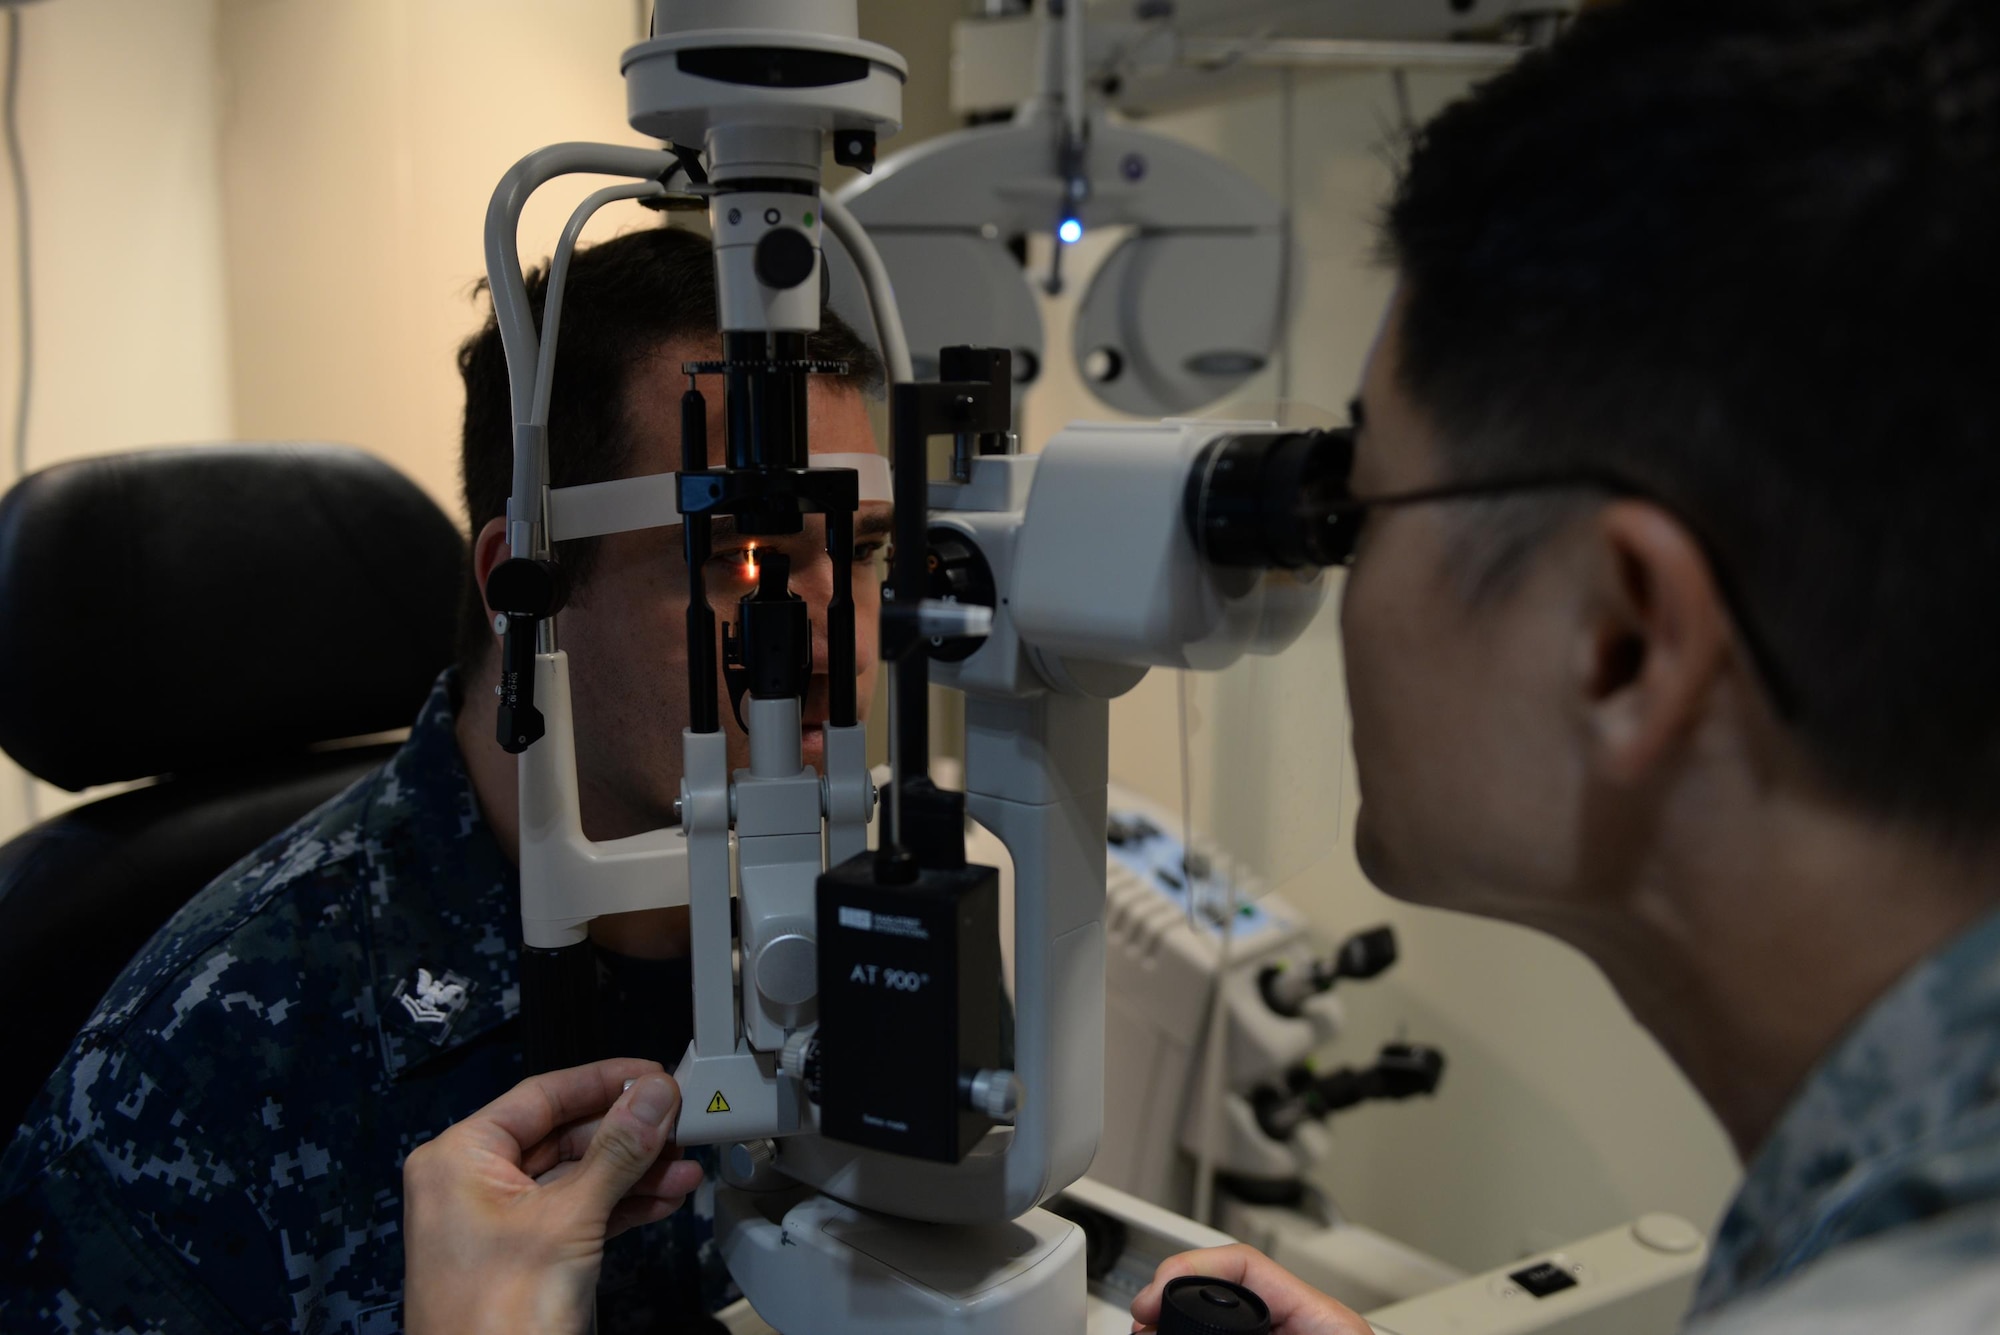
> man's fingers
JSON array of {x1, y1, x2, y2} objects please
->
[
  {"x1": 454, "y1": 1059, "x2": 665, "y2": 1164},
  {"x1": 1131, "y1": 1246, "x2": 1259, "y2": 1325},
  {"x1": 606, "y1": 1194, "x2": 684, "y2": 1241},
  {"x1": 564, "y1": 1073, "x2": 681, "y2": 1218},
  {"x1": 602, "y1": 1162, "x2": 705, "y2": 1240},
  {"x1": 1131, "y1": 1245, "x2": 1372, "y2": 1335},
  {"x1": 621, "y1": 1150, "x2": 701, "y2": 1202},
  {"x1": 532, "y1": 1143, "x2": 699, "y2": 1199},
  {"x1": 521, "y1": 1122, "x2": 595, "y2": 1181},
  {"x1": 655, "y1": 1157, "x2": 705, "y2": 1199}
]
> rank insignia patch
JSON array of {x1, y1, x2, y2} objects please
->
[{"x1": 392, "y1": 966, "x2": 475, "y2": 1045}]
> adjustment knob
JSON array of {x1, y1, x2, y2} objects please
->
[
  {"x1": 780, "y1": 1030, "x2": 821, "y2": 1102},
  {"x1": 924, "y1": 527, "x2": 997, "y2": 662},
  {"x1": 963, "y1": 1068, "x2": 1022, "y2": 1123},
  {"x1": 1158, "y1": 1276, "x2": 1272, "y2": 1335},
  {"x1": 755, "y1": 227, "x2": 817, "y2": 290},
  {"x1": 485, "y1": 557, "x2": 564, "y2": 618},
  {"x1": 1373, "y1": 1042, "x2": 1446, "y2": 1100},
  {"x1": 1335, "y1": 925, "x2": 1398, "y2": 980},
  {"x1": 725, "y1": 1139, "x2": 775, "y2": 1180},
  {"x1": 754, "y1": 932, "x2": 818, "y2": 1008}
]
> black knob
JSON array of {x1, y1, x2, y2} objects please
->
[
  {"x1": 833, "y1": 130, "x2": 877, "y2": 171},
  {"x1": 755, "y1": 227, "x2": 817, "y2": 290},
  {"x1": 486, "y1": 557, "x2": 564, "y2": 756},
  {"x1": 486, "y1": 557, "x2": 564, "y2": 618},
  {"x1": 939, "y1": 345, "x2": 1013, "y2": 397},
  {"x1": 1335, "y1": 925, "x2": 1398, "y2": 981},
  {"x1": 923, "y1": 527, "x2": 996, "y2": 662},
  {"x1": 721, "y1": 551, "x2": 813, "y2": 714},
  {"x1": 1372, "y1": 1041, "x2": 1447, "y2": 1100},
  {"x1": 1158, "y1": 1276, "x2": 1272, "y2": 1335}
]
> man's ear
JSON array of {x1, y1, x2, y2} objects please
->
[
  {"x1": 1578, "y1": 501, "x2": 1732, "y2": 784},
  {"x1": 471, "y1": 516, "x2": 512, "y2": 647}
]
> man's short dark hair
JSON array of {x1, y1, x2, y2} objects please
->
[
  {"x1": 456, "y1": 223, "x2": 884, "y2": 669},
  {"x1": 1384, "y1": 0, "x2": 1999, "y2": 834}
]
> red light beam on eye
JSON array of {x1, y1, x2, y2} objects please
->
[{"x1": 745, "y1": 545, "x2": 758, "y2": 580}]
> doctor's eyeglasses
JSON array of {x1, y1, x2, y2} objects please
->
[{"x1": 1319, "y1": 424, "x2": 1800, "y2": 720}]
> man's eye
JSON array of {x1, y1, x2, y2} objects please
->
[
  {"x1": 855, "y1": 541, "x2": 890, "y2": 572},
  {"x1": 709, "y1": 548, "x2": 759, "y2": 577}
]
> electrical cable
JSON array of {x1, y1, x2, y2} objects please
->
[
  {"x1": 4, "y1": 8, "x2": 33, "y2": 831},
  {"x1": 1180, "y1": 670, "x2": 1233, "y2": 1228},
  {"x1": 1276, "y1": 67, "x2": 1295, "y2": 413},
  {"x1": 532, "y1": 180, "x2": 667, "y2": 428},
  {"x1": 1062, "y1": 0, "x2": 1087, "y2": 151},
  {"x1": 6, "y1": 7, "x2": 30, "y2": 483},
  {"x1": 821, "y1": 193, "x2": 912, "y2": 387},
  {"x1": 1190, "y1": 886, "x2": 1235, "y2": 1228},
  {"x1": 1391, "y1": 67, "x2": 1417, "y2": 139}
]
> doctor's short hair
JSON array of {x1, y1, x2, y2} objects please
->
[
  {"x1": 1383, "y1": 0, "x2": 2000, "y2": 836},
  {"x1": 454, "y1": 223, "x2": 884, "y2": 672}
]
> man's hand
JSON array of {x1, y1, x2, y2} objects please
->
[
  {"x1": 1132, "y1": 1244, "x2": 1375, "y2": 1335},
  {"x1": 403, "y1": 1058, "x2": 706, "y2": 1335}
]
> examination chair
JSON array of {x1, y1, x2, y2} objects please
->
[{"x1": 0, "y1": 445, "x2": 463, "y2": 1131}]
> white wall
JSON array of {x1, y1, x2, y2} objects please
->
[
  {"x1": 1039, "y1": 71, "x2": 1746, "y2": 1270},
  {"x1": 217, "y1": 0, "x2": 654, "y2": 515},
  {"x1": 0, "y1": 0, "x2": 236, "y2": 836}
]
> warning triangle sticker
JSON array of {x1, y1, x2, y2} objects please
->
[{"x1": 706, "y1": 1090, "x2": 731, "y2": 1114}]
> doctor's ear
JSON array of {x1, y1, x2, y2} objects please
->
[{"x1": 1578, "y1": 501, "x2": 1732, "y2": 784}]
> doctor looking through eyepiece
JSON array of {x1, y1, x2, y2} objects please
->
[{"x1": 1137, "y1": 1, "x2": 2000, "y2": 1332}]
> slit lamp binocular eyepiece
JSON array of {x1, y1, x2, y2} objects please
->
[{"x1": 1184, "y1": 427, "x2": 1358, "y2": 571}]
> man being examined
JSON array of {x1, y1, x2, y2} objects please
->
[{"x1": 0, "y1": 223, "x2": 891, "y2": 1333}]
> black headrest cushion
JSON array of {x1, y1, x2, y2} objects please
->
[{"x1": 0, "y1": 444, "x2": 466, "y2": 790}]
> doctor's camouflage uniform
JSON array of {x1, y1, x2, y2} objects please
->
[
  {"x1": 1682, "y1": 906, "x2": 2000, "y2": 1332},
  {"x1": 0, "y1": 672, "x2": 732, "y2": 1334}
]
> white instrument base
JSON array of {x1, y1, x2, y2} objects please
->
[
  {"x1": 713, "y1": 1178, "x2": 1707, "y2": 1335},
  {"x1": 715, "y1": 1186, "x2": 1087, "y2": 1335},
  {"x1": 716, "y1": 1291, "x2": 1135, "y2": 1334}
]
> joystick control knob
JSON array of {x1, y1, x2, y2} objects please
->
[{"x1": 1158, "y1": 1276, "x2": 1272, "y2": 1335}]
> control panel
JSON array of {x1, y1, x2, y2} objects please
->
[
  {"x1": 1364, "y1": 1214, "x2": 1708, "y2": 1335},
  {"x1": 1106, "y1": 807, "x2": 1288, "y2": 942}
]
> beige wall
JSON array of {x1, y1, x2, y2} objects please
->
[
  {"x1": 218, "y1": 0, "x2": 654, "y2": 517},
  {"x1": 0, "y1": 0, "x2": 236, "y2": 836},
  {"x1": 1051, "y1": 72, "x2": 1745, "y2": 1269}
]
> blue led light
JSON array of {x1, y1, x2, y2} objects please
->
[{"x1": 1058, "y1": 217, "x2": 1083, "y2": 245}]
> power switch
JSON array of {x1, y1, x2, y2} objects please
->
[{"x1": 1507, "y1": 1261, "x2": 1579, "y2": 1299}]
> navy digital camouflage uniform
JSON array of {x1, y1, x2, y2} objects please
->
[
  {"x1": 0, "y1": 671, "x2": 733, "y2": 1333},
  {"x1": 1684, "y1": 906, "x2": 2000, "y2": 1331}
]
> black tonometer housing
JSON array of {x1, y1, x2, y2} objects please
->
[{"x1": 722, "y1": 551, "x2": 813, "y2": 721}]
